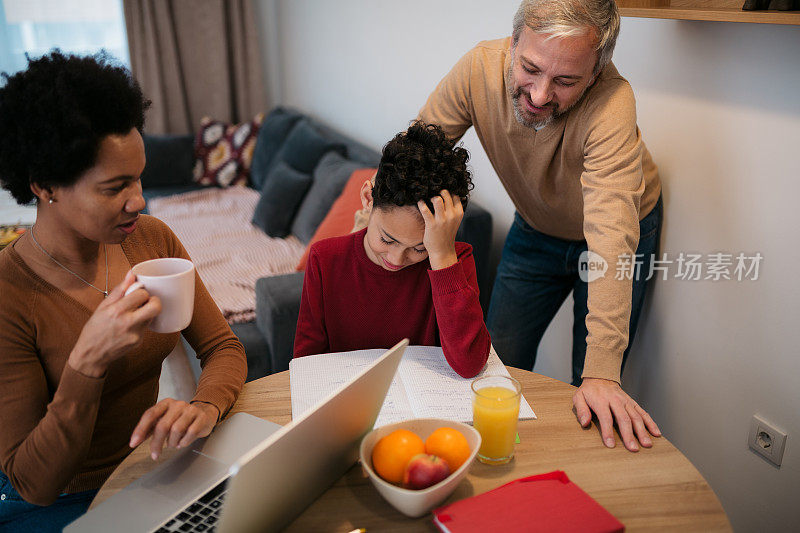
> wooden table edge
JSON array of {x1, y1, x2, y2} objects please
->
[{"x1": 90, "y1": 368, "x2": 731, "y2": 532}]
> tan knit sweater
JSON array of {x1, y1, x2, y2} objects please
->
[
  {"x1": 0, "y1": 215, "x2": 247, "y2": 506},
  {"x1": 419, "y1": 38, "x2": 661, "y2": 383}
]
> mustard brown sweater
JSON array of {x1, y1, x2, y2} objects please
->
[
  {"x1": 419, "y1": 38, "x2": 661, "y2": 383},
  {"x1": 0, "y1": 215, "x2": 247, "y2": 505}
]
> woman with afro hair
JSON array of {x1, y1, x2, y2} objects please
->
[
  {"x1": 0, "y1": 51, "x2": 246, "y2": 530},
  {"x1": 293, "y1": 122, "x2": 490, "y2": 378}
]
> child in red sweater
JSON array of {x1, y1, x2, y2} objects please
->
[{"x1": 293, "y1": 122, "x2": 490, "y2": 378}]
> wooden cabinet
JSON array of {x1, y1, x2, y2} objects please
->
[{"x1": 617, "y1": 0, "x2": 800, "y2": 25}]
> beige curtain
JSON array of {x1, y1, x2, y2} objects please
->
[{"x1": 123, "y1": 0, "x2": 267, "y2": 135}]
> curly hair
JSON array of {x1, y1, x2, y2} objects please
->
[
  {"x1": 372, "y1": 121, "x2": 473, "y2": 213},
  {"x1": 0, "y1": 50, "x2": 150, "y2": 205}
]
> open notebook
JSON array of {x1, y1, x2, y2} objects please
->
[{"x1": 290, "y1": 346, "x2": 536, "y2": 427}]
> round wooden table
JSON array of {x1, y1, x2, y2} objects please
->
[{"x1": 92, "y1": 368, "x2": 731, "y2": 531}]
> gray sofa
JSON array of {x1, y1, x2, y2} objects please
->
[{"x1": 140, "y1": 107, "x2": 493, "y2": 380}]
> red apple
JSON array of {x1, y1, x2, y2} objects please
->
[{"x1": 402, "y1": 453, "x2": 451, "y2": 489}]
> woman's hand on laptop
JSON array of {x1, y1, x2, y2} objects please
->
[
  {"x1": 129, "y1": 398, "x2": 219, "y2": 460},
  {"x1": 418, "y1": 189, "x2": 463, "y2": 270}
]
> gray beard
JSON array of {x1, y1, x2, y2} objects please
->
[
  {"x1": 511, "y1": 95, "x2": 555, "y2": 129},
  {"x1": 506, "y1": 57, "x2": 591, "y2": 130}
]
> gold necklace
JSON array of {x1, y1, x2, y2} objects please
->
[{"x1": 29, "y1": 226, "x2": 109, "y2": 297}]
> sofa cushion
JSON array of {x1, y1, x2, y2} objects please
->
[
  {"x1": 252, "y1": 161, "x2": 313, "y2": 238},
  {"x1": 193, "y1": 113, "x2": 264, "y2": 187},
  {"x1": 291, "y1": 151, "x2": 363, "y2": 244},
  {"x1": 250, "y1": 107, "x2": 303, "y2": 190},
  {"x1": 255, "y1": 272, "x2": 305, "y2": 373},
  {"x1": 296, "y1": 167, "x2": 376, "y2": 270},
  {"x1": 274, "y1": 119, "x2": 347, "y2": 175},
  {"x1": 141, "y1": 134, "x2": 195, "y2": 189}
]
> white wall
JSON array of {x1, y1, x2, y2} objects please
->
[{"x1": 256, "y1": 2, "x2": 800, "y2": 529}]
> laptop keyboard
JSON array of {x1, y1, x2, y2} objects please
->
[{"x1": 154, "y1": 479, "x2": 228, "y2": 532}]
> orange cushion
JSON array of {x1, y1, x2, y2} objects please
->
[{"x1": 295, "y1": 167, "x2": 376, "y2": 271}]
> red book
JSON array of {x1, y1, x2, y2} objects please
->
[{"x1": 433, "y1": 471, "x2": 624, "y2": 533}]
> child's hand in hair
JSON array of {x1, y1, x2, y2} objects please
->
[{"x1": 417, "y1": 189, "x2": 463, "y2": 270}]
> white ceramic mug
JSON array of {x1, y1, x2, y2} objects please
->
[{"x1": 125, "y1": 258, "x2": 195, "y2": 333}]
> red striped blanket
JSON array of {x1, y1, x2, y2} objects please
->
[{"x1": 148, "y1": 187, "x2": 306, "y2": 324}]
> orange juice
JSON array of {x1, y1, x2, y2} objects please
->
[{"x1": 472, "y1": 379, "x2": 521, "y2": 465}]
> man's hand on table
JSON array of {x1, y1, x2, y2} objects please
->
[
  {"x1": 129, "y1": 398, "x2": 219, "y2": 460},
  {"x1": 573, "y1": 378, "x2": 661, "y2": 452}
]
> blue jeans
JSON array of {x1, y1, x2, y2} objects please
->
[
  {"x1": 0, "y1": 470, "x2": 97, "y2": 532},
  {"x1": 487, "y1": 198, "x2": 663, "y2": 386}
]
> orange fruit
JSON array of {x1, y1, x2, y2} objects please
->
[
  {"x1": 425, "y1": 427, "x2": 471, "y2": 472},
  {"x1": 371, "y1": 429, "x2": 425, "y2": 484}
]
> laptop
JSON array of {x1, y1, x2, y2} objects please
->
[{"x1": 68, "y1": 338, "x2": 409, "y2": 533}]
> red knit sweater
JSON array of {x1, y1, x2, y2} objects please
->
[{"x1": 294, "y1": 229, "x2": 490, "y2": 378}]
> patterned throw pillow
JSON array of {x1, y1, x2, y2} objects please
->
[{"x1": 193, "y1": 113, "x2": 264, "y2": 187}]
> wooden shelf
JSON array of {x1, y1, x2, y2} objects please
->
[{"x1": 618, "y1": 1, "x2": 800, "y2": 25}]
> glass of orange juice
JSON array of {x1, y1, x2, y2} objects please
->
[{"x1": 471, "y1": 375, "x2": 521, "y2": 465}]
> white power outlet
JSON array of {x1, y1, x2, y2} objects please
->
[{"x1": 749, "y1": 415, "x2": 787, "y2": 466}]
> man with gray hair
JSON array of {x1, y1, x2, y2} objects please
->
[{"x1": 418, "y1": 0, "x2": 663, "y2": 452}]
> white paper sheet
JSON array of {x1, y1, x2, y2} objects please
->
[
  {"x1": 289, "y1": 345, "x2": 536, "y2": 428},
  {"x1": 399, "y1": 346, "x2": 536, "y2": 422}
]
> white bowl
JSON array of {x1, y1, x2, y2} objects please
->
[{"x1": 359, "y1": 418, "x2": 481, "y2": 517}]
